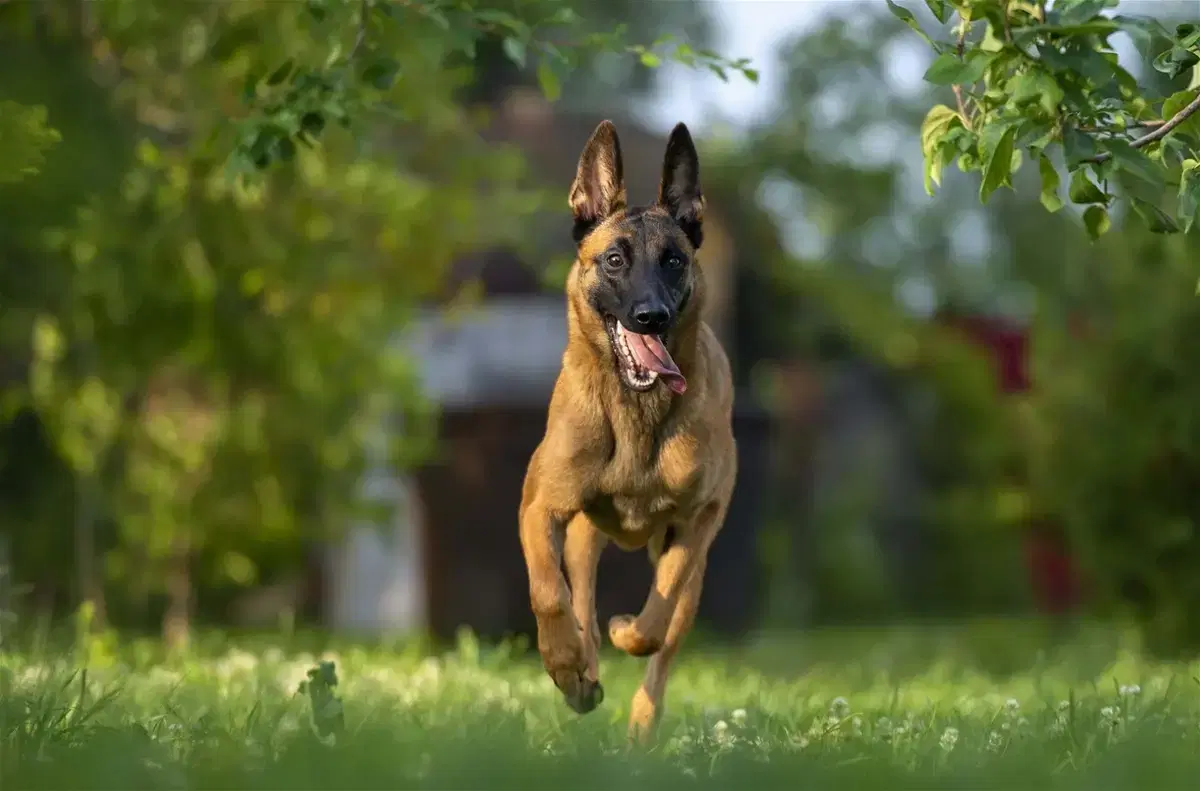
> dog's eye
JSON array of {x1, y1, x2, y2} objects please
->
[
  {"x1": 664, "y1": 254, "x2": 684, "y2": 270},
  {"x1": 604, "y1": 252, "x2": 624, "y2": 269}
]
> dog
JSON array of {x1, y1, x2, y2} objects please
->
[{"x1": 518, "y1": 119, "x2": 737, "y2": 741}]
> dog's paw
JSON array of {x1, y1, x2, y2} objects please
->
[
  {"x1": 608, "y1": 614, "x2": 663, "y2": 657},
  {"x1": 538, "y1": 622, "x2": 604, "y2": 714},
  {"x1": 562, "y1": 675, "x2": 605, "y2": 714}
]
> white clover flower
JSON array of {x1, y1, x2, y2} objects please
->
[
  {"x1": 1004, "y1": 698, "x2": 1020, "y2": 713},
  {"x1": 1119, "y1": 684, "x2": 1141, "y2": 697},
  {"x1": 987, "y1": 730, "x2": 1004, "y2": 752},
  {"x1": 1057, "y1": 700, "x2": 1071, "y2": 712},
  {"x1": 712, "y1": 719, "x2": 734, "y2": 746},
  {"x1": 939, "y1": 726, "x2": 959, "y2": 752},
  {"x1": 731, "y1": 708, "x2": 748, "y2": 726},
  {"x1": 830, "y1": 696, "x2": 851, "y2": 718}
]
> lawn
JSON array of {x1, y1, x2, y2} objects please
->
[{"x1": 3, "y1": 623, "x2": 1199, "y2": 789}]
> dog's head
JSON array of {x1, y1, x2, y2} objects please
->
[{"x1": 568, "y1": 120, "x2": 705, "y2": 395}]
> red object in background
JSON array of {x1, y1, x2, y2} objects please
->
[
  {"x1": 936, "y1": 313, "x2": 1030, "y2": 394},
  {"x1": 935, "y1": 310, "x2": 1082, "y2": 615},
  {"x1": 1025, "y1": 528, "x2": 1079, "y2": 615}
]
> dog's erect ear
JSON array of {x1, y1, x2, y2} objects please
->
[
  {"x1": 569, "y1": 120, "x2": 626, "y2": 235},
  {"x1": 657, "y1": 122, "x2": 705, "y2": 249}
]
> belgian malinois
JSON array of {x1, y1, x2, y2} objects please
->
[{"x1": 518, "y1": 119, "x2": 737, "y2": 741}]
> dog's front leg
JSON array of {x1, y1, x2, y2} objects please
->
[{"x1": 519, "y1": 499, "x2": 602, "y2": 714}]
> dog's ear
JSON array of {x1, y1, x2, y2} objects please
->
[
  {"x1": 569, "y1": 120, "x2": 626, "y2": 238},
  {"x1": 657, "y1": 122, "x2": 705, "y2": 249}
]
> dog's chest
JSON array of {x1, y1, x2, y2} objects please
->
[{"x1": 582, "y1": 430, "x2": 702, "y2": 546}]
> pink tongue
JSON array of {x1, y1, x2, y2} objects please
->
[{"x1": 623, "y1": 326, "x2": 687, "y2": 394}]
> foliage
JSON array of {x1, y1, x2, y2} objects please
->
[
  {"x1": 1027, "y1": 228, "x2": 1200, "y2": 657},
  {"x1": 702, "y1": 9, "x2": 1034, "y2": 621},
  {"x1": 218, "y1": 0, "x2": 757, "y2": 176},
  {"x1": 2, "y1": 631, "x2": 1198, "y2": 788},
  {"x1": 0, "y1": 101, "x2": 61, "y2": 184},
  {"x1": 890, "y1": 0, "x2": 1200, "y2": 239}
]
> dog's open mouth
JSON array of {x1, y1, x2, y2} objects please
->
[{"x1": 604, "y1": 317, "x2": 687, "y2": 394}]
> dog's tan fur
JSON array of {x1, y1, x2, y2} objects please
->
[{"x1": 519, "y1": 120, "x2": 737, "y2": 741}]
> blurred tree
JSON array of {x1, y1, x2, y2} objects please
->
[
  {"x1": 458, "y1": 0, "x2": 713, "y2": 111},
  {"x1": 703, "y1": 5, "x2": 1058, "y2": 623}
]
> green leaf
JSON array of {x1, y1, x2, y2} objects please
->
[
  {"x1": 979, "y1": 126, "x2": 1016, "y2": 203},
  {"x1": 1063, "y1": 128, "x2": 1099, "y2": 167},
  {"x1": 1162, "y1": 90, "x2": 1200, "y2": 141},
  {"x1": 920, "y1": 104, "x2": 962, "y2": 194},
  {"x1": 1068, "y1": 169, "x2": 1107, "y2": 204},
  {"x1": 1154, "y1": 47, "x2": 1200, "y2": 79},
  {"x1": 886, "y1": 0, "x2": 933, "y2": 45},
  {"x1": 1131, "y1": 198, "x2": 1181, "y2": 233},
  {"x1": 1114, "y1": 15, "x2": 1169, "y2": 56},
  {"x1": 1049, "y1": 0, "x2": 1119, "y2": 27},
  {"x1": 1009, "y1": 70, "x2": 1065, "y2": 116},
  {"x1": 924, "y1": 0, "x2": 951, "y2": 24},
  {"x1": 536, "y1": 60, "x2": 562, "y2": 102},
  {"x1": 266, "y1": 59, "x2": 294, "y2": 87},
  {"x1": 1082, "y1": 205, "x2": 1110, "y2": 241},
  {"x1": 639, "y1": 51, "x2": 663, "y2": 68},
  {"x1": 923, "y1": 51, "x2": 992, "y2": 86},
  {"x1": 361, "y1": 58, "x2": 400, "y2": 91},
  {"x1": 920, "y1": 104, "x2": 960, "y2": 156},
  {"x1": 1104, "y1": 139, "x2": 1168, "y2": 186},
  {"x1": 1038, "y1": 154, "x2": 1063, "y2": 213},
  {"x1": 1177, "y1": 22, "x2": 1200, "y2": 49},
  {"x1": 1178, "y1": 160, "x2": 1200, "y2": 234},
  {"x1": 502, "y1": 37, "x2": 528, "y2": 69},
  {"x1": 305, "y1": 0, "x2": 327, "y2": 22}
]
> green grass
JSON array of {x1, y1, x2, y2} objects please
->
[{"x1": 3, "y1": 624, "x2": 1200, "y2": 789}]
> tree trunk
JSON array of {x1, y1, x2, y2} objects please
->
[
  {"x1": 162, "y1": 530, "x2": 191, "y2": 651},
  {"x1": 74, "y1": 473, "x2": 107, "y2": 630}
]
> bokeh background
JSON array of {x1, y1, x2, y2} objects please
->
[{"x1": 3, "y1": 0, "x2": 1200, "y2": 668}]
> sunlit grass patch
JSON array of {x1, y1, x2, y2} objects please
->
[{"x1": 3, "y1": 628, "x2": 1200, "y2": 789}]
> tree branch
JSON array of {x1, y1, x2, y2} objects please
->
[
  {"x1": 1090, "y1": 89, "x2": 1200, "y2": 164},
  {"x1": 348, "y1": 0, "x2": 370, "y2": 61},
  {"x1": 952, "y1": 16, "x2": 973, "y2": 130}
]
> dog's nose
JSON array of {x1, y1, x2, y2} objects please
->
[{"x1": 632, "y1": 302, "x2": 671, "y2": 333}]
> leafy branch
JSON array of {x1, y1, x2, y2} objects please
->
[
  {"x1": 226, "y1": 0, "x2": 758, "y2": 176},
  {"x1": 891, "y1": 0, "x2": 1200, "y2": 239},
  {"x1": 1090, "y1": 89, "x2": 1200, "y2": 163}
]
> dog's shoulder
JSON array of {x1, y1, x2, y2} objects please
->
[{"x1": 694, "y1": 321, "x2": 734, "y2": 420}]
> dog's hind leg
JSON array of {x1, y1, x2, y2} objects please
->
[
  {"x1": 608, "y1": 501, "x2": 724, "y2": 659},
  {"x1": 564, "y1": 513, "x2": 608, "y2": 704},
  {"x1": 626, "y1": 559, "x2": 705, "y2": 742}
]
